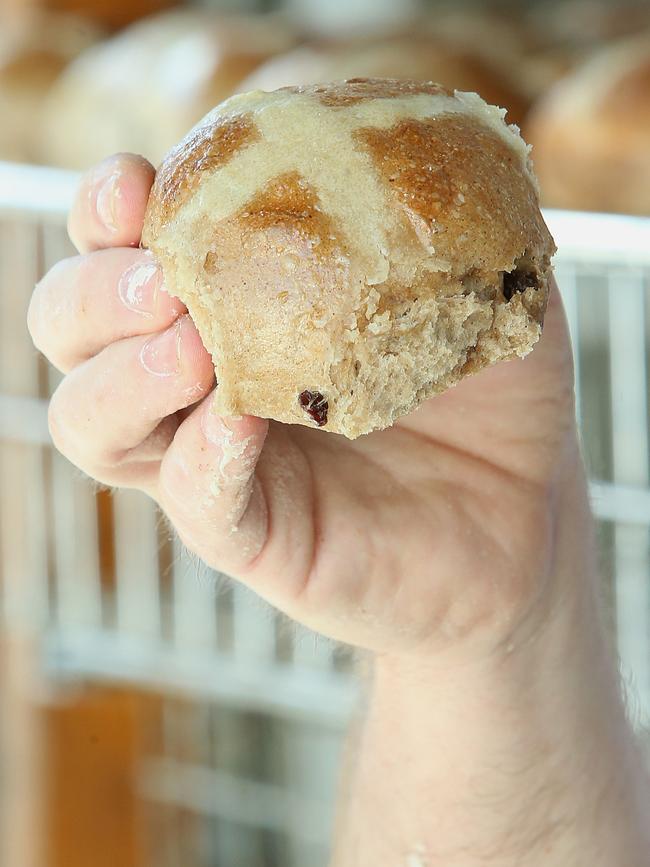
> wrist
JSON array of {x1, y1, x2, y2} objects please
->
[
  {"x1": 350, "y1": 463, "x2": 650, "y2": 865},
  {"x1": 350, "y1": 589, "x2": 648, "y2": 867},
  {"x1": 334, "y1": 448, "x2": 650, "y2": 865},
  {"x1": 376, "y1": 440, "x2": 598, "y2": 674},
  {"x1": 371, "y1": 464, "x2": 621, "y2": 767},
  {"x1": 372, "y1": 569, "x2": 619, "y2": 758}
]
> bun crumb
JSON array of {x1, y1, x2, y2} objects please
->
[{"x1": 143, "y1": 78, "x2": 554, "y2": 438}]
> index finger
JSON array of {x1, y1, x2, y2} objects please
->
[{"x1": 67, "y1": 153, "x2": 156, "y2": 254}]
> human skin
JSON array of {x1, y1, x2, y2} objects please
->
[{"x1": 29, "y1": 154, "x2": 650, "y2": 865}]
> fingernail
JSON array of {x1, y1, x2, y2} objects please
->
[
  {"x1": 118, "y1": 260, "x2": 163, "y2": 316},
  {"x1": 95, "y1": 171, "x2": 121, "y2": 233},
  {"x1": 140, "y1": 318, "x2": 183, "y2": 377}
]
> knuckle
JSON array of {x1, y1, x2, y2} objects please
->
[
  {"x1": 66, "y1": 207, "x2": 82, "y2": 249},
  {"x1": 26, "y1": 288, "x2": 44, "y2": 351},
  {"x1": 156, "y1": 440, "x2": 262, "y2": 573},
  {"x1": 158, "y1": 457, "x2": 216, "y2": 538},
  {"x1": 47, "y1": 384, "x2": 105, "y2": 477},
  {"x1": 68, "y1": 260, "x2": 93, "y2": 321},
  {"x1": 28, "y1": 257, "x2": 82, "y2": 363},
  {"x1": 47, "y1": 380, "x2": 88, "y2": 461},
  {"x1": 158, "y1": 447, "x2": 193, "y2": 511},
  {"x1": 47, "y1": 387, "x2": 69, "y2": 456}
]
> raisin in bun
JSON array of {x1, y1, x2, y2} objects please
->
[
  {"x1": 142, "y1": 79, "x2": 554, "y2": 439},
  {"x1": 239, "y1": 36, "x2": 528, "y2": 126},
  {"x1": 527, "y1": 35, "x2": 650, "y2": 215}
]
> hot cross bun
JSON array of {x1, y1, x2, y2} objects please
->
[
  {"x1": 143, "y1": 78, "x2": 555, "y2": 438},
  {"x1": 527, "y1": 35, "x2": 650, "y2": 215}
]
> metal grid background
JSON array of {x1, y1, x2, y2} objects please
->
[{"x1": 1, "y1": 162, "x2": 649, "y2": 865}]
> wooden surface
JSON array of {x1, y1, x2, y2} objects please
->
[
  {"x1": 0, "y1": 217, "x2": 49, "y2": 867},
  {"x1": 0, "y1": 636, "x2": 44, "y2": 867},
  {"x1": 41, "y1": 685, "x2": 156, "y2": 867}
]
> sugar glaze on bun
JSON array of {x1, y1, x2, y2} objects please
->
[{"x1": 143, "y1": 78, "x2": 554, "y2": 438}]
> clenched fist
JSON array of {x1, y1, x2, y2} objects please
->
[{"x1": 29, "y1": 152, "x2": 579, "y2": 663}]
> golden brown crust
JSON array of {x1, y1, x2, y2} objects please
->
[
  {"x1": 146, "y1": 114, "x2": 260, "y2": 230},
  {"x1": 358, "y1": 114, "x2": 549, "y2": 275},
  {"x1": 237, "y1": 171, "x2": 343, "y2": 258}
]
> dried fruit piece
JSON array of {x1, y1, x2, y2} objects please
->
[
  {"x1": 299, "y1": 390, "x2": 329, "y2": 426},
  {"x1": 503, "y1": 267, "x2": 539, "y2": 301}
]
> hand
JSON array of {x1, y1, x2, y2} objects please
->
[{"x1": 29, "y1": 153, "x2": 579, "y2": 662}]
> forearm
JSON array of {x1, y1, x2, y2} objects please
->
[{"x1": 332, "y1": 479, "x2": 650, "y2": 866}]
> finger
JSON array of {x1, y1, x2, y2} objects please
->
[
  {"x1": 525, "y1": 275, "x2": 573, "y2": 369},
  {"x1": 67, "y1": 153, "x2": 155, "y2": 254},
  {"x1": 157, "y1": 396, "x2": 269, "y2": 573},
  {"x1": 29, "y1": 248, "x2": 186, "y2": 373},
  {"x1": 47, "y1": 315, "x2": 214, "y2": 488}
]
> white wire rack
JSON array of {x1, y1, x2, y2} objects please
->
[{"x1": 1, "y1": 161, "x2": 650, "y2": 863}]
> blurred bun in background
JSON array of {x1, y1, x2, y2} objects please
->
[
  {"x1": 32, "y1": 0, "x2": 177, "y2": 30},
  {"x1": 527, "y1": 34, "x2": 650, "y2": 215},
  {"x1": 283, "y1": 0, "x2": 419, "y2": 39},
  {"x1": 423, "y1": 5, "x2": 578, "y2": 101},
  {"x1": 529, "y1": 0, "x2": 650, "y2": 51},
  {"x1": 38, "y1": 10, "x2": 297, "y2": 168},
  {"x1": 0, "y1": 12, "x2": 101, "y2": 162},
  {"x1": 241, "y1": 34, "x2": 528, "y2": 126}
]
